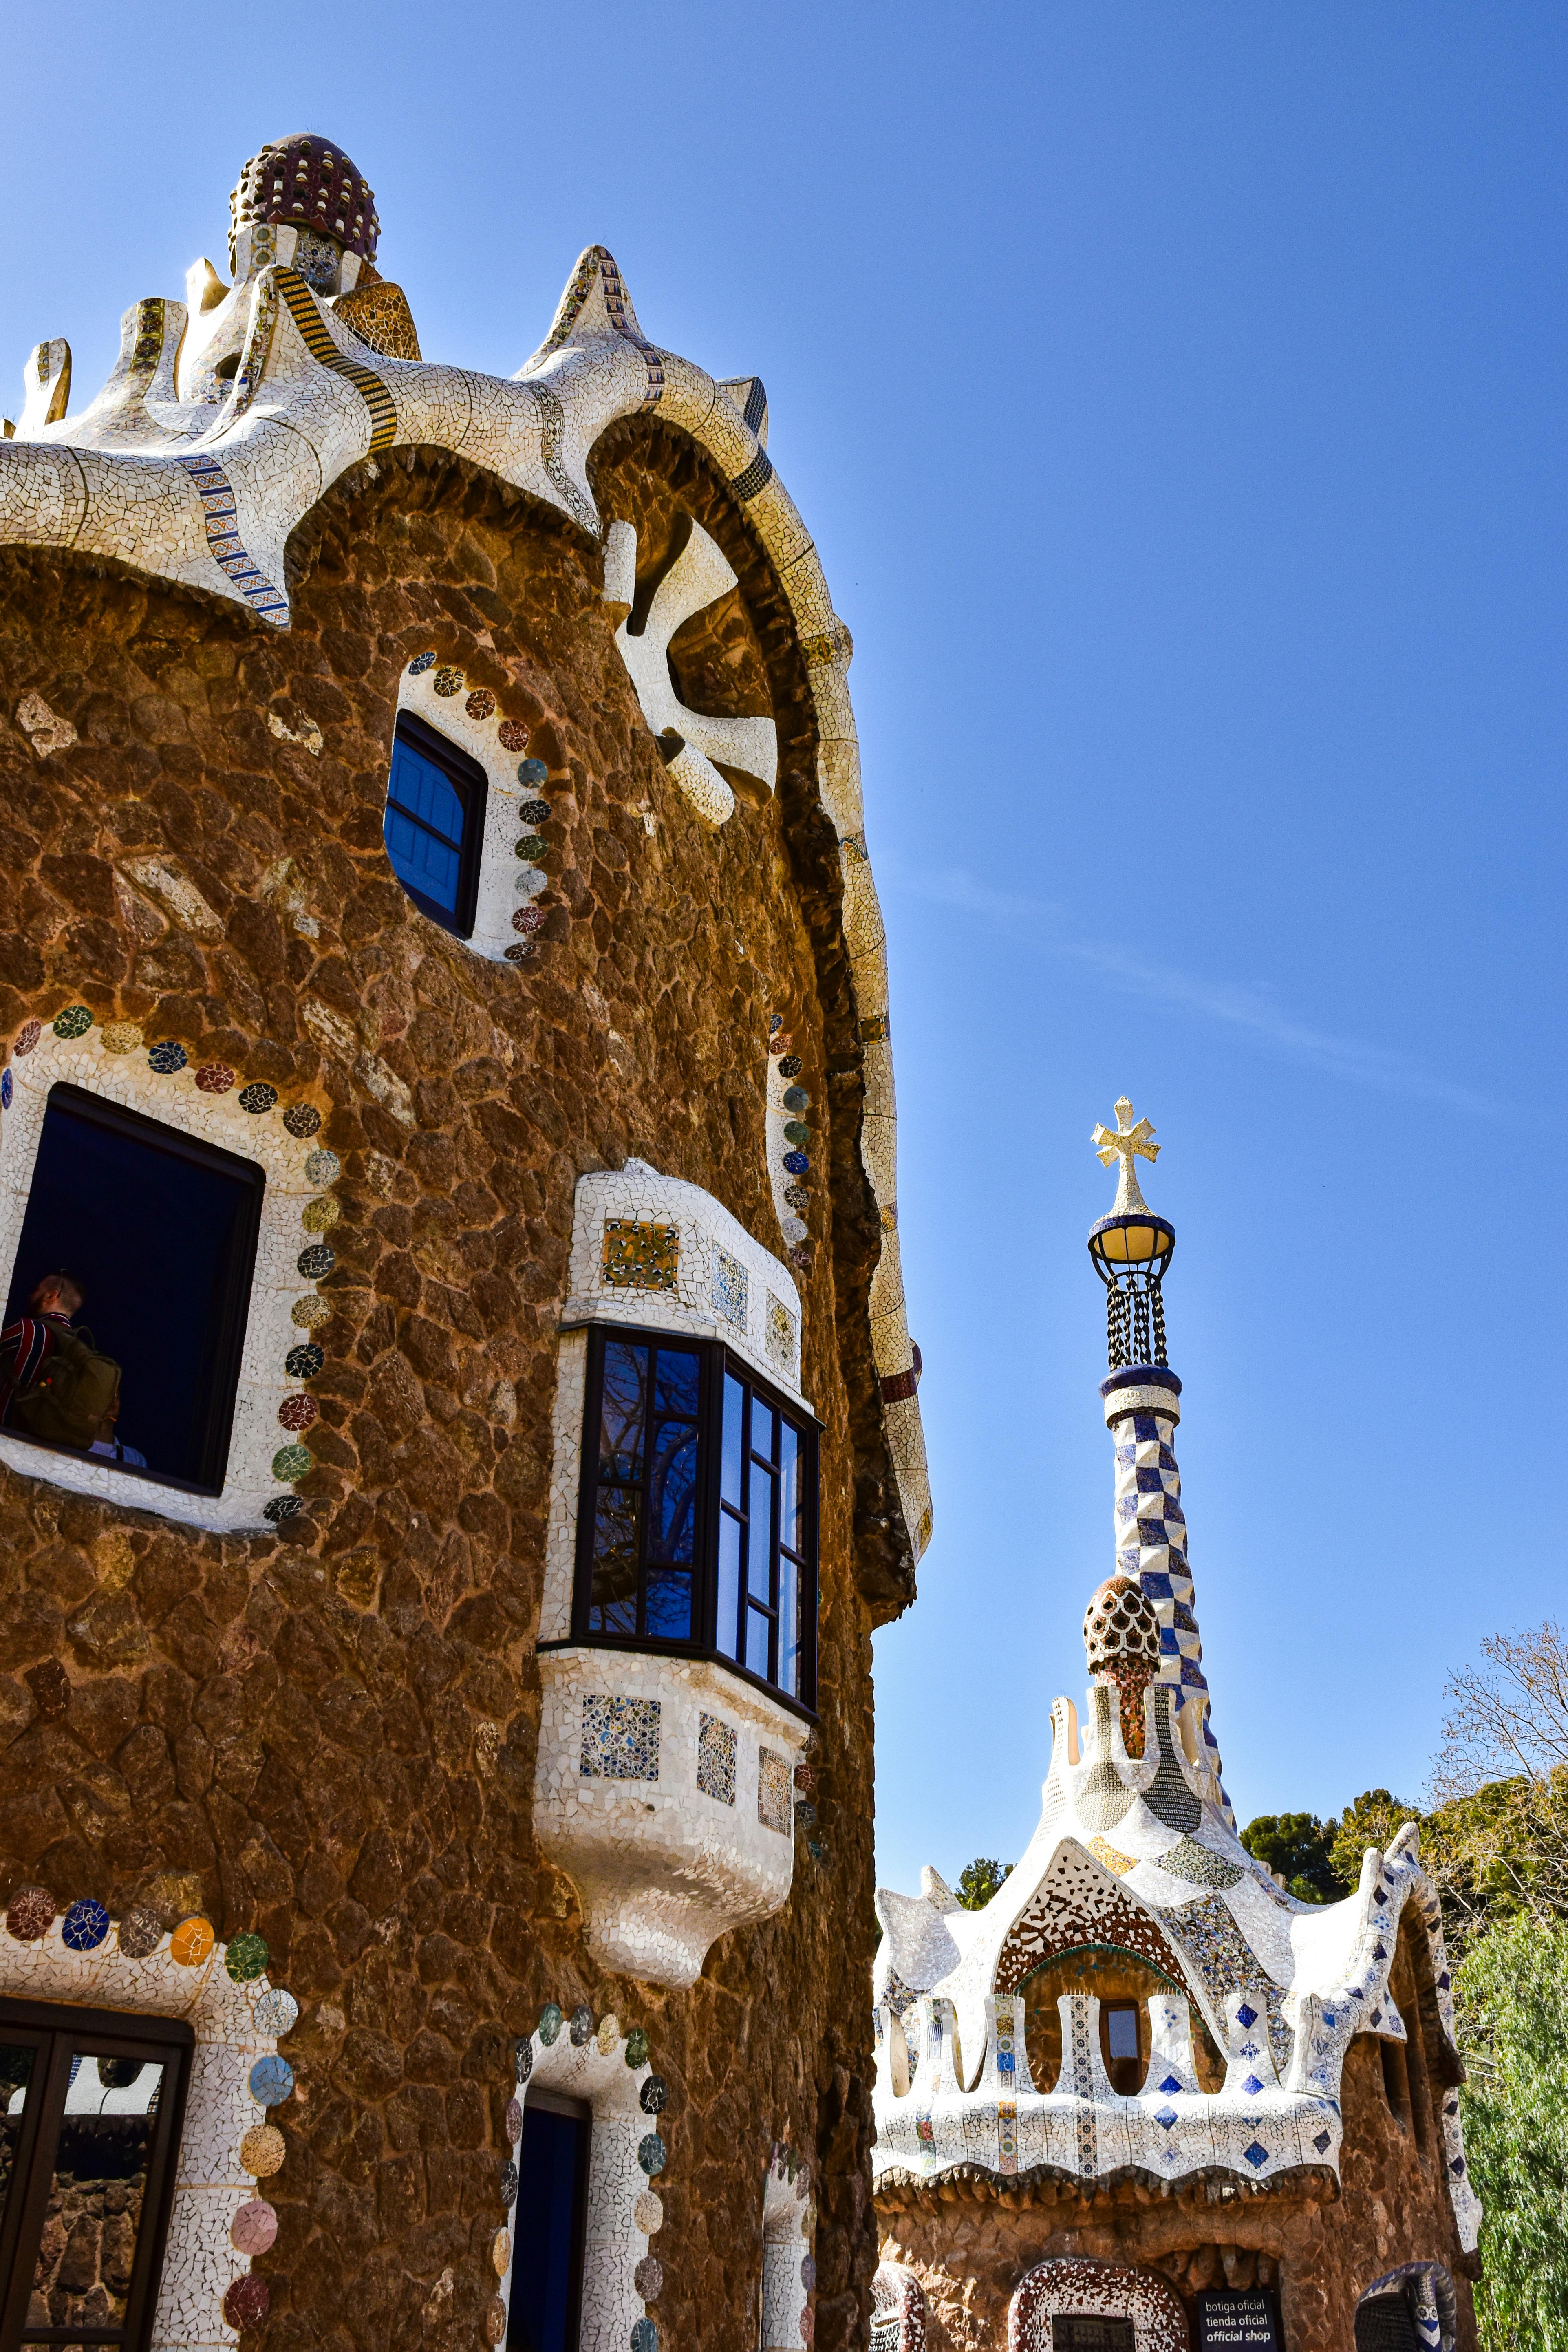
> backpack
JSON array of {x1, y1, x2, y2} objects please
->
[{"x1": 14, "y1": 1326, "x2": 122, "y2": 1450}]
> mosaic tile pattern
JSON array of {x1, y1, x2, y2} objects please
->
[
  {"x1": 712, "y1": 1246, "x2": 748, "y2": 1330},
  {"x1": 602, "y1": 1218, "x2": 678, "y2": 1292},
  {"x1": 758, "y1": 1748, "x2": 792, "y2": 1836},
  {"x1": 870, "y1": 1273, "x2": 1478, "y2": 2230},
  {"x1": 0, "y1": 1902, "x2": 301, "y2": 2352},
  {"x1": 535, "y1": 1642, "x2": 807, "y2": 1985},
  {"x1": 553, "y1": 1165, "x2": 806, "y2": 1421},
  {"x1": 765, "y1": 1295, "x2": 797, "y2": 1377},
  {"x1": 503, "y1": 2007, "x2": 665, "y2": 2352},
  {"x1": 697, "y1": 1712, "x2": 737, "y2": 1805},
  {"x1": 871, "y1": 2263, "x2": 927, "y2": 2352},
  {"x1": 1011, "y1": 2258, "x2": 1189, "y2": 2352},
  {"x1": 1107, "y1": 1389, "x2": 1231, "y2": 1821},
  {"x1": 581, "y1": 1694, "x2": 661, "y2": 1782}
]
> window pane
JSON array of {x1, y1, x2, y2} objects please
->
[
  {"x1": 779, "y1": 1423, "x2": 801, "y2": 1555},
  {"x1": 721, "y1": 1374, "x2": 745, "y2": 1506},
  {"x1": 388, "y1": 739, "x2": 465, "y2": 843},
  {"x1": 1105, "y1": 2007, "x2": 1140, "y2": 2061},
  {"x1": 509, "y1": 2103, "x2": 589, "y2": 2352},
  {"x1": 653, "y1": 1347, "x2": 699, "y2": 1418},
  {"x1": 644, "y1": 1569, "x2": 692, "y2": 1642},
  {"x1": 29, "y1": 2052, "x2": 166, "y2": 2336},
  {"x1": 648, "y1": 1423, "x2": 697, "y2": 1564},
  {"x1": 598, "y1": 1344, "x2": 648, "y2": 1480},
  {"x1": 777, "y1": 1544, "x2": 799, "y2": 1698},
  {"x1": 588, "y1": 1493, "x2": 639, "y2": 1633},
  {"x1": 747, "y1": 1463, "x2": 775, "y2": 1597},
  {"x1": 746, "y1": 1602, "x2": 772, "y2": 1681},
  {"x1": 0, "y1": 2042, "x2": 35, "y2": 2233},
  {"x1": 384, "y1": 801, "x2": 461, "y2": 913},
  {"x1": 751, "y1": 1401, "x2": 778, "y2": 1465},
  {"x1": 717, "y1": 1511, "x2": 742, "y2": 1659}
]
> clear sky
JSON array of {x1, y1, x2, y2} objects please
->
[{"x1": 3, "y1": 3, "x2": 1562, "y2": 1899}]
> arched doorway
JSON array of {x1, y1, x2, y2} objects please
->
[{"x1": 1009, "y1": 2257, "x2": 1190, "y2": 2352}]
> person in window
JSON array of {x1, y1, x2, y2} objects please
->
[
  {"x1": 0, "y1": 1272, "x2": 83, "y2": 1428},
  {"x1": 0, "y1": 1273, "x2": 122, "y2": 1454},
  {"x1": 89, "y1": 1393, "x2": 146, "y2": 1468}
]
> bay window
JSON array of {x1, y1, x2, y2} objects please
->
[{"x1": 571, "y1": 1326, "x2": 818, "y2": 1710}]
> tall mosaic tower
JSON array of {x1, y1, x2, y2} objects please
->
[
  {"x1": 869, "y1": 1107, "x2": 1481, "y2": 2352},
  {"x1": 1087, "y1": 1100, "x2": 1230, "y2": 1823}
]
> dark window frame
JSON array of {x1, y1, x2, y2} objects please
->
[
  {"x1": 384, "y1": 710, "x2": 488, "y2": 939},
  {"x1": 0, "y1": 1997, "x2": 194, "y2": 2352},
  {"x1": 554, "y1": 1322, "x2": 820, "y2": 1718},
  {"x1": 2, "y1": 1085, "x2": 265, "y2": 1498}
]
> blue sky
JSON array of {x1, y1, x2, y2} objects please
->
[{"x1": 3, "y1": 4, "x2": 1562, "y2": 1897}]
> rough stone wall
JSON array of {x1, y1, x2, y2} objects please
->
[
  {"x1": 878, "y1": 2023, "x2": 1477, "y2": 2350},
  {"x1": 0, "y1": 427, "x2": 894, "y2": 2351}
]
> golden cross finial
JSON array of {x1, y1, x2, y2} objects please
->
[{"x1": 1091, "y1": 1097, "x2": 1159, "y2": 1214}]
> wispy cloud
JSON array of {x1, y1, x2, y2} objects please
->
[{"x1": 889, "y1": 864, "x2": 1500, "y2": 1118}]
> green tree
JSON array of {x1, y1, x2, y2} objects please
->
[
  {"x1": 1455, "y1": 1912, "x2": 1568, "y2": 2349},
  {"x1": 957, "y1": 1858, "x2": 1012, "y2": 1911},
  {"x1": 1328, "y1": 1790, "x2": 1422, "y2": 1897},
  {"x1": 1239, "y1": 1812, "x2": 1345, "y2": 1904}
]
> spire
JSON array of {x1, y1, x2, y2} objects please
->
[{"x1": 1086, "y1": 1102, "x2": 1232, "y2": 1823}]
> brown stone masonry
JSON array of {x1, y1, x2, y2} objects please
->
[{"x1": 0, "y1": 424, "x2": 908, "y2": 2352}]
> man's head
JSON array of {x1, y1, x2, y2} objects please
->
[{"x1": 31, "y1": 1273, "x2": 82, "y2": 1317}]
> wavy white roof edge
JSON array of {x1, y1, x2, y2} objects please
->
[
  {"x1": 871, "y1": 1689, "x2": 1477, "y2": 2243},
  {"x1": 0, "y1": 241, "x2": 932, "y2": 1568}
]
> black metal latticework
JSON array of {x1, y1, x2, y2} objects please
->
[{"x1": 1087, "y1": 1213, "x2": 1175, "y2": 1371}]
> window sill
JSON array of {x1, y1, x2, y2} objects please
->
[{"x1": 538, "y1": 1632, "x2": 818, "y2": 1728}]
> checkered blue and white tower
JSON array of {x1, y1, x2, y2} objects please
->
[{"x1": 1087, "y1": 1101, "x2": 1233, "y2": 1827}]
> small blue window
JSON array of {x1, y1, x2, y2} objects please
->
[{"x1": 383, "y1": 713, "x2": 486, "y2": 936}]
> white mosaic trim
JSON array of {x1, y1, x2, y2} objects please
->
[
  {"x1": 604, "y1": 515, "x2": 777, "y2": 829},
  {"x1": 0, "y1": 229, "x2": 932, "y2": 1567},
  {"x1": 559, "y1": 1161, "x2": 805, "y2": 1410},
  {"x1": 1010, "y1": 2256, "x2": 1190, "y2": 2352},
  {"x1": 871, "y1": 1821, "x2": 1478, "y2": 2244},
  {"x1": 534, "y1": 1647, "x2": 805, "y2": 1988},
  {"x1": 0, "y1": 1022, "x2": 334, "y2": 1531},
  {"x1": 504, "y1": 2022, "x2": 658, "y2": 2352},
  {"x1": 0, "y1": 1919, "x2": 296, "y2": 2351},
  {"x1": 759, "y1": 2148, "x2": 812, "y2": 2352},
  {"x1": 393, "y1": 665, "x2": 539, "y2": 962}
]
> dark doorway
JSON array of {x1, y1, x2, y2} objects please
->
[
  {"x1": 507, "y1": 2093, "x2": 590, "y2": 2352},
  {"x1": 3, "y1": 1085, "x2": 264, "y2": 1492}
]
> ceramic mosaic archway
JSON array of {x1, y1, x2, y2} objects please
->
[
  {"x1": 1009, "y1": 2257, "x2": 1189, "y2": 2352},
  {"x1": 500, "y1": 2002, "x2": 668, "y2": 2352},
  {"x1": 0, "y1": 1886, "x2": 301, "y2": 2350},
  {"x1": 871, "y1": 2261, "x2": 928, "y2": 2352}
]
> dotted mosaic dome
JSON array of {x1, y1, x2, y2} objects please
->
[
  {"x1": 1082, "y1": 1574, "x2": 1160, "y2": 1672},
  {"x1": 230, "y1": 135, "x2": 380, "y2": 263}
]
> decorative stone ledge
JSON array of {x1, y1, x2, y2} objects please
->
[{"x1": 533, "y1": 1647, "x2": 808, "y2": 1987}]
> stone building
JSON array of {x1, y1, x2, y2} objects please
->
[
  {"x1": 0, "y1": 135, "x2": 933, "y2": 2352},
  {"x1": 870, "y1": 1108, "x2": 1478, "y2": 2352}
]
